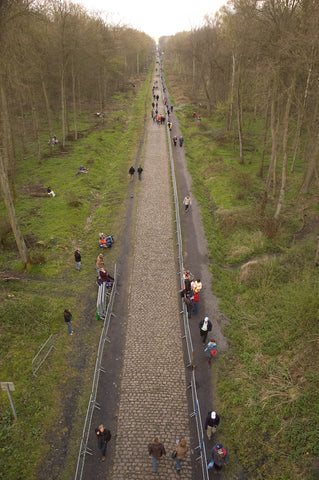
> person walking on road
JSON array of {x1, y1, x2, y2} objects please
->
[
  {"x1": 129, "y1": 166, "x2": 135, "y2": 181},
  {"x1": 207, "y1": 444, "x2": 229, "y2": 472},
  {"x1": 74, "y1": 248, "x2": 81, "y2": 271},
  {"x1": 64, "y1": 308, "x2": 73, "y2": 335},
  {"x1": 172, "y1": 438, "x2": 188, "y2": 473},
  {"x1": 199, "y1": 317, "x2": 212, "y2": 343},
  {"x1": 173, "y1": 135, "x2": 177, "y2": 146},
  {"x1": 179, "y1": 136, "x2": 184, "y2": 147},
  {"x1": 205, "y1": 410, "x2": 220, "y2": 440},
  {"x1": 137, "y1": 165, "x2": 143, "y2": 180},
  {"x1": 95, "y1": 424, "x2": 111, "y2": 462},
  {"x1": 148, "y1": 437, "x2": 166, "y2": 473},
  {"x1": 204, "y1": 339, "x2": 217, "y2": 366},
  {"x1": 183, "y1": 194, "x2": 191, "y2": 212}
]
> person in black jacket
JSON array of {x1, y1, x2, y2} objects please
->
[
  {"x1": 199, "y1": 317, "x2": 212, "y2": 343},
  {"x1": 95, "y1": 424, "x2": 111, "y2": 461},
  {"x1": 74, "y1": 249, "x2": 81, "y2": 271},
  {"x1": 129, "y1": 166, "x2": 135, "y2": 181},
  {"x1": 205, "y1": 410, "x2": 220, "y2": 440},
  {"x1": 64, "y1": 308, "x2": 73, "y2": 335}
]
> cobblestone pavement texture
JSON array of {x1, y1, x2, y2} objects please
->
[{"x1": 109, "y1": 78, "x2": 193, "y2": 479}]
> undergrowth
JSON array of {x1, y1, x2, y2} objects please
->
[{"x1": 173, "y1": 98, "x2": 319, "y2": 478}]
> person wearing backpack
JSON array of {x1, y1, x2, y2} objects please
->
[
  {"x1": 207, "y1": 444, "x2": 229, "y2": 471},
  {"x1": 204, "y1": 339, "x2": 217, "y2": 366}
]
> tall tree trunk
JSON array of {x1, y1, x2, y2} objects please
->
[
  {"x1": 0, "y1": 82, "x2": 15, "y2": 179},
  {"x1": 61, "y1": 67, "x2": 66, "y2": 148},
  {"x1": 236, "y1": 61, "x2": 244, "y2": 165},
  {"x1": 291, "y1": 61, "x2": 313, "y2": 172},
  {"x1": 71, "y1": 60, "x2": 78, "y2": 141},
  {"x1": 259, "y1": 91, "x2": 270, "y2": 178},
  {"x1": 29, "y1": 86, "x2": 41, "y2": 165},
  {"x1": 261, "y1": 91, "x2": 277, "y2": 215},
  {"x1": 228, "y1": 52, "x2": 236, "y2": 131},
  {"x1": 274, "y1": 79, "x2": 294, "y2": 221},
  {"x1": 41, "y1": 74, "x2": 53, "y2": 153},
  {"x1": 0, "y1": 151, "x2": 29, "y2": 267}
]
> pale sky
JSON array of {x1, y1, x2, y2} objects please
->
[{"x1": 77, "y1": 0, "x2": 227, "y2": 42}]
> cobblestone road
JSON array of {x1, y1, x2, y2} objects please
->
[{"x1": 109, "y1": 78, "x2": 193, "y2": 479}]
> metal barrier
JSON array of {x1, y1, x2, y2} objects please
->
[
  {"x1": 32, "y1": 334, "x2": 56, "y2": 377},
  {"x1": 96, "y1": 280, "x2": 112, "y2": 318},
  {"x1": 74, "y1": 264, "x2": 117, "y2": 480},
  {"x1": 163, "y1": 80, "x2": 210, "y2": 480}
]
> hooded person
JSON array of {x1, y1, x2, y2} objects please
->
[
  {"x1": 204, "y1": 339, "x2": 217, "y2": 366},
  {"x1": 204, "y1": 410, "x2": 220, "y2": 440},
  {"x1": 208, "y1": 444, "x2": 229, "y2": 471},
  {"x1": 199, "y1": 317, "x2": 212, "y2": 343}
]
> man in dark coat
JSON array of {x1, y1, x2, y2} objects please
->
[
  {"x1": 148, "y1": 437, "x2": 166, "y2": 473},
  {"x1": 74, "y1": 249, "x2": 81, "y2": 271},
  {"x1": 198, "y1": 317, "x2": 212, "y2": 343},
  {"x1": 95, "y1": 424, "x2": 111, "y2": 461},
  {"x1": 204, "y1": 410, "x2": 220, "y2": 440}
]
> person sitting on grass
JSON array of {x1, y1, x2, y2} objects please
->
[
  {"x1": 77, "y1": 165, "x2": 89, "y2": 174},
  {"x1": 97, "y1": 268, "x2": 114, "y2": 287},
  {"x1": 47, "y1": 186, "x2": 56, "y2": 197}
]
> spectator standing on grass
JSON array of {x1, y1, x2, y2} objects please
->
[
  {"x1": 199, "y1": 317, "x2": 212, "y2": 343},
  {"x1": 74, "y1": 248, "x2": 81, "y2": 271},
  {"x1": 96, "y1": 253, "x2": 104, "y2": 274},
  {"x1": 64, "y1": 308, "x2": 73, "y2": 335},
  {"x1": 205, "y1": 411, "x2": 220, "y2": 440},
  {"x1": 148, "y1": 437, "x2": 166, "y2": 473},
  {"x1": 95, "y1": 424, "x2": 111, "y2": 462}
]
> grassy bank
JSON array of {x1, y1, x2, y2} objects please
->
[
  {"x1": 171, "y1": 98, "x2": 319, "y2": 478},
  {"x1": 0, "y1": 69, "x2": 153, "y2": 479}
]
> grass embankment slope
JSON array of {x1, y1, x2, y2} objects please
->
[
  {"x1": 168, "y1": 76, "x2": 319, "y2": 479},
  {"x1": 0, "y1": 71, "x2": 152, "y2": 479}
]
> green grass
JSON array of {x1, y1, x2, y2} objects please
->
[
  {"x1": 173, "y1": 95, "x2": 319, "y2": 479},
  {"x1": 0, "y1": 67, "x2": 153, "y2": 479}
]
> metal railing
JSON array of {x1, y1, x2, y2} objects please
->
[
  {"x1": 74, "y1": 264, "x2": 117, "y2": 480},
  {"x1": 163, "y1": 79, "x2": 210, "y2": 480},
  {"x1": 32, "y1": 334, "x2": 56, "y2": 377}
]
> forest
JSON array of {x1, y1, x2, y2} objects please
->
[{"x1": 0, "y1": 0, "x2": 319, "y2": 479}]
